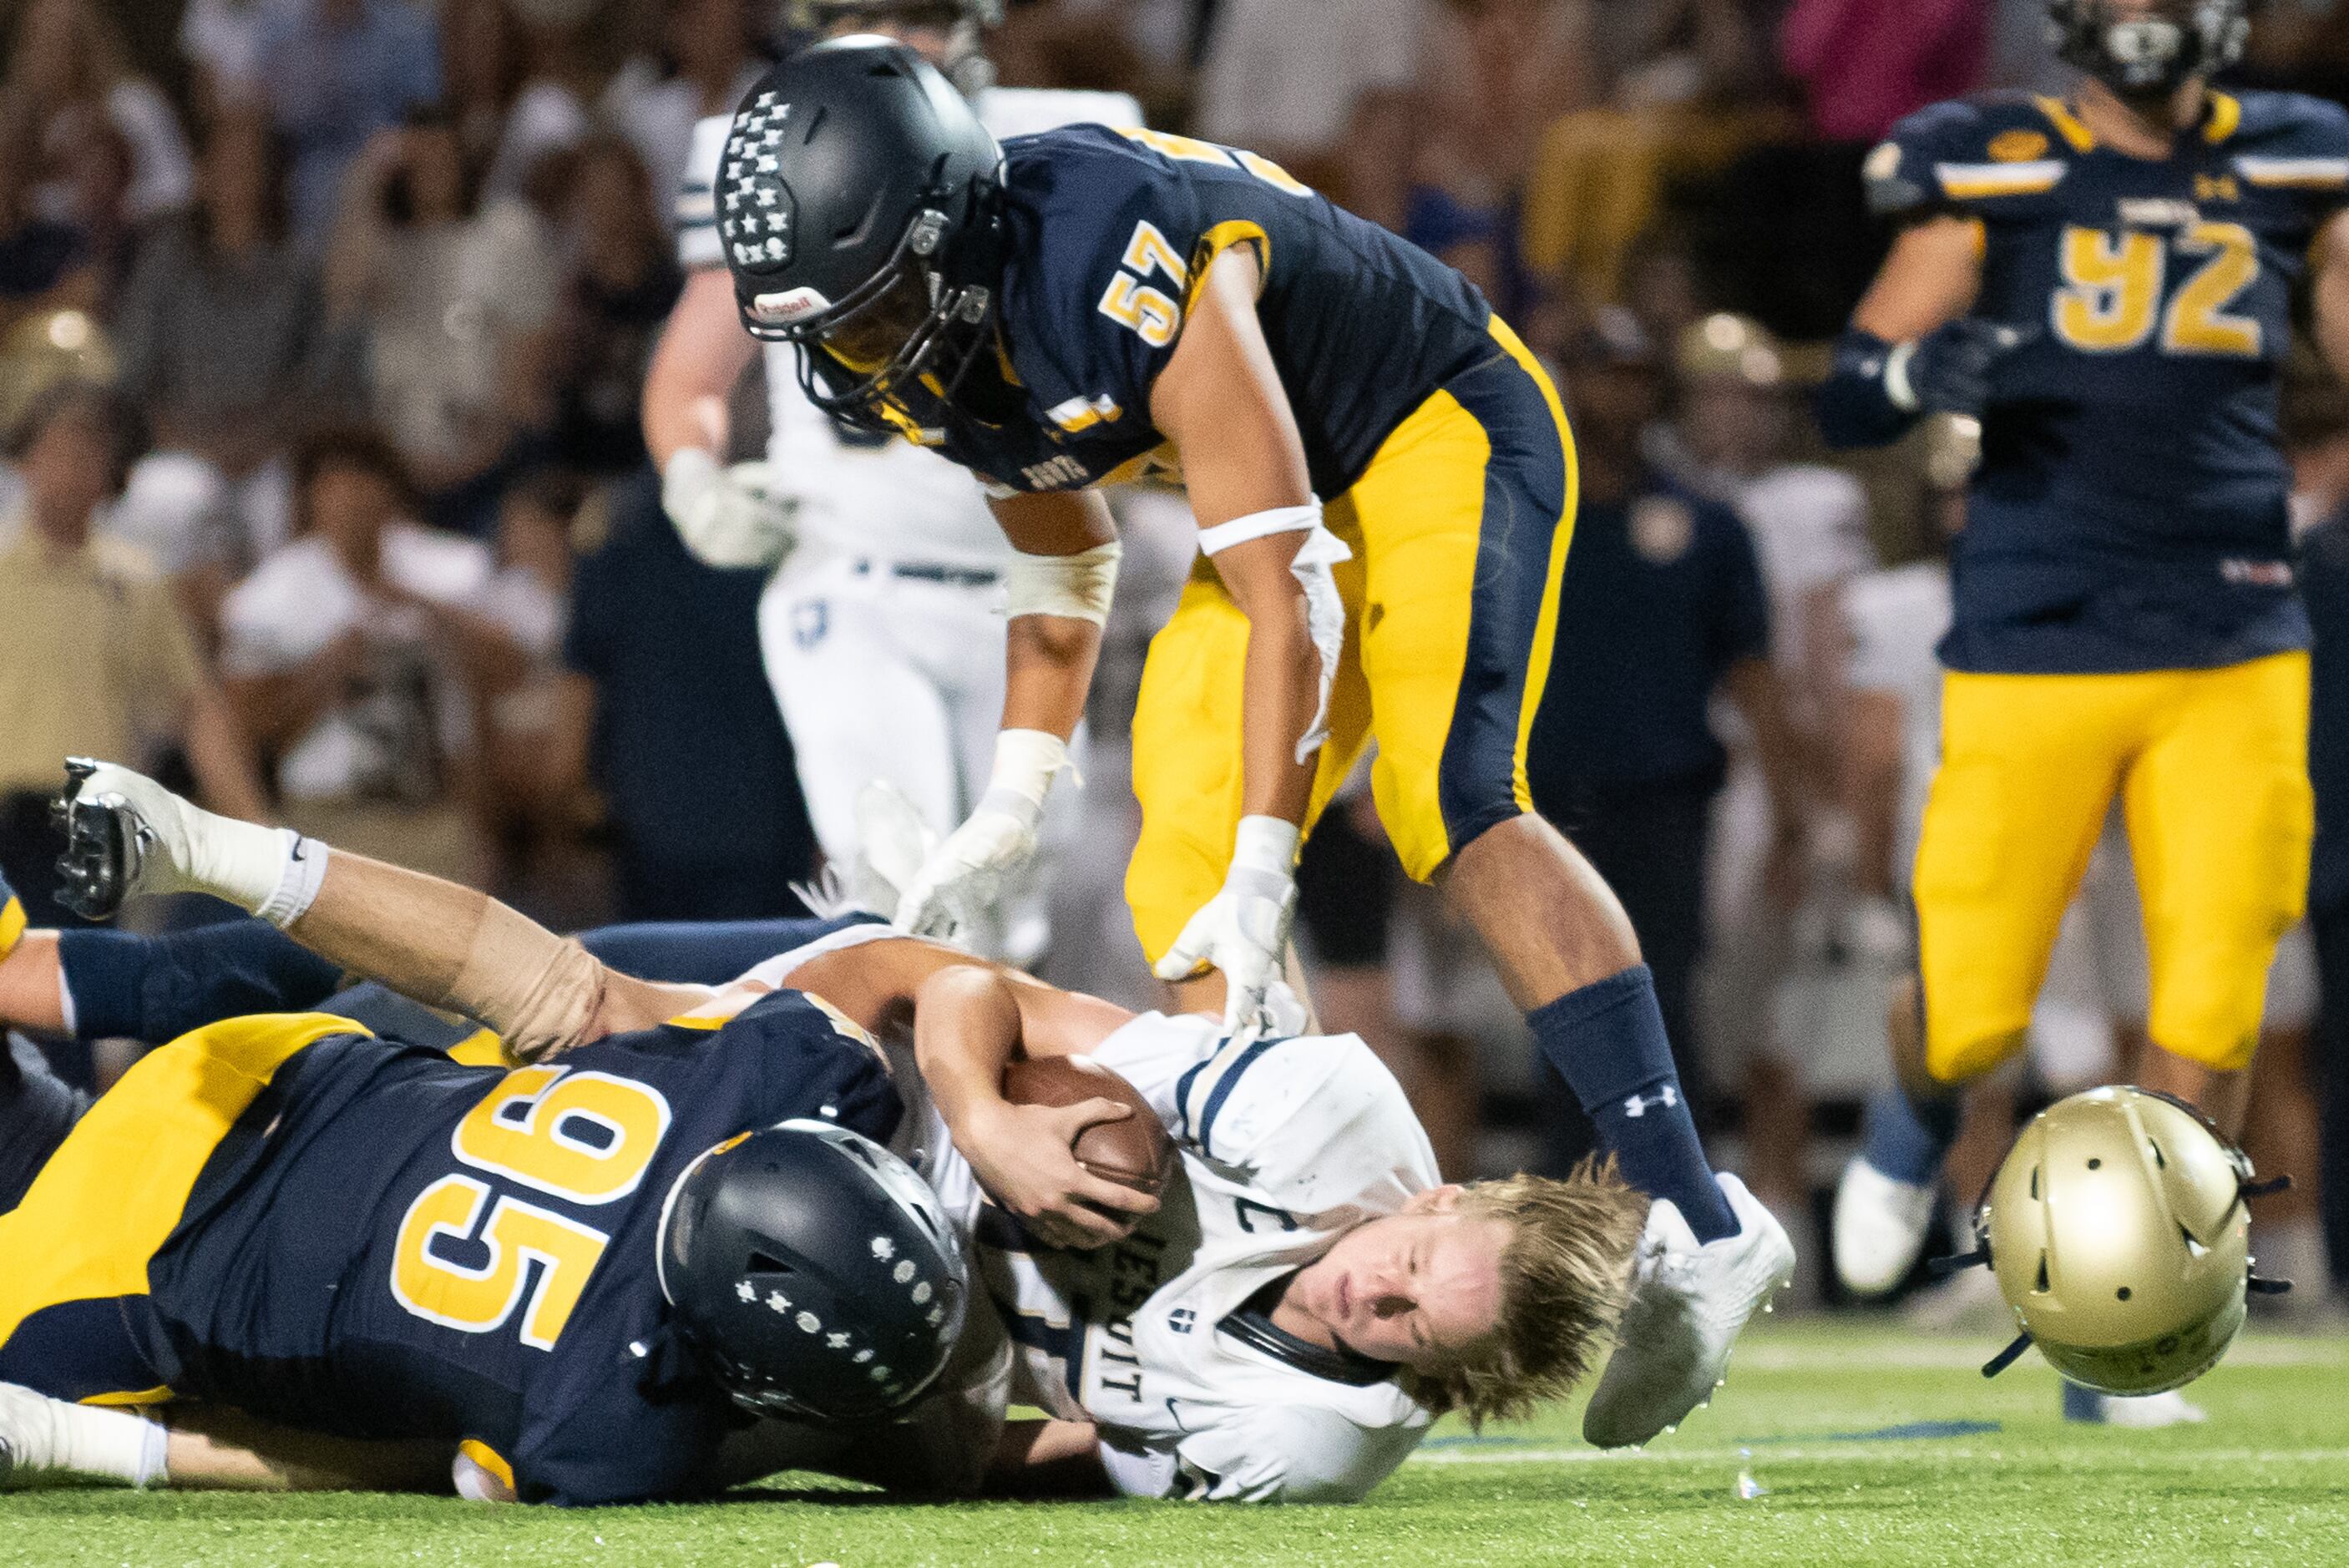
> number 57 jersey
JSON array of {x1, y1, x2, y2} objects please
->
[
  {"x1": 1868, "y1": 90, "x2": 2349, "y2": 675},
  {"x1": 914, "y1": 1016, "x2": 1442, "y2": 1504}
]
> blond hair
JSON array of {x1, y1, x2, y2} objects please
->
[{"x1": 1400, "y1": 1159, "x2": 1646, "y2": 1428}]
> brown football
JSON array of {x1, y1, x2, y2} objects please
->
[{"x1": 1001, "y1": 1055, "x2": 1176, "y2": 1199}]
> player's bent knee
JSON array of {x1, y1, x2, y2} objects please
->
[{"x1": 1921, "y1": 1019, "x2": 2031, "y2": 1087}]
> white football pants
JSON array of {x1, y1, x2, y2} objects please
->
[{"x1": 757, "y1": 543, "x2": 1071, "y2": 965}]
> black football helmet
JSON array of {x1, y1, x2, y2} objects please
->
[
  {"x1": 657, "y1": 1118, "x2": 969, "y2": 1423},
  {"x1": 716, "y1": 38, "x2": 1003, "y2": 432},
  {"x1": 2049, "y1": 0, "x2": 2249, "y2": 99}
]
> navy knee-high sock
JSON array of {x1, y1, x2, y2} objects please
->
[
  {"x1": 1859, "y1": 1084, "x2": 1960, "y2": 1188},
  {"x1": 1530, "y1": 964, "x2": 1738, "y2": 1242}
]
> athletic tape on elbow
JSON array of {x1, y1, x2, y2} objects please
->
[
  {"x1": 449, "y1": 898, "x2": 607, "y2": 1063},
  {"x1": 1200, "y1": 503, "x2": 1351, "y2": 764},
  {"x1": 1004, "y1": 541, "x2": 1121, "y2": 625}
]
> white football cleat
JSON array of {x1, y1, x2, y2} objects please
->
[
  {"x1": 1832, "y1": 1156, "x2": 1936, "y2": 1298},
  {"x1": 1582, "y1": 1174, "x2": 1796, "y2": 1449},
  {"x1": 0, "y1": 1380, "x2": 62, "y2": 1485},
  {"x1": 2063, "y1": 1382, "x2": 2208, "y2": 1429}
]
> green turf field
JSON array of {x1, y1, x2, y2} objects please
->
[{"x1": 8, "y1": 1319, "x2": 2348, "y2": 1566}]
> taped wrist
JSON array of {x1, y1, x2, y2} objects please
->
[
  {"x1": 975, "y1": 729, "x2": 1072, "y2": 831},
  {"x1": 1004, "y1": 541, "x2": 1121, "y2": 626},
  {"x1": 1815, "y1": 329, "x2": 1921, "y2": 450},
  {"x1": 1199, "y1": 503, "x2": 1352, "y2": 764},
  {"x1": 450, "y1": 902, "x2": 608, "y2": 1064}
]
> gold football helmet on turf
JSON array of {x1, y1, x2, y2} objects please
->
[{"x1": 1952, "y1": 1085, "x2": 2289, "y2": 1395}]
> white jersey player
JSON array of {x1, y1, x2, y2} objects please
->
[
  {"x1": 642, "y1": 2, "x2": 1142, "y2": 962},
  {"x1": 923, "y1": 1014, "x2": 1440, "y2": 1500}
]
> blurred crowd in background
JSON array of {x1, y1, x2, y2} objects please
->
[{"x1": 14, "y1": 0, "x2": 2349, "y2": 1311}]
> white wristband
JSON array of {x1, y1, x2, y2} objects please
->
[
  {"x1": 1883, "y1": 340, "x2": 1921, "y2": 413},
  {"x1": 1231, "y1": 815, "x2": 1301, "y2": 880},
  {"x1": 975, "y1": 728, "x2": 1073, "y2": 829}
]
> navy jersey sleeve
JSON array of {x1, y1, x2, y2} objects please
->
[
  {"x1": 1866, "y1": 99, "x2": 2045, "y2": 224},
  {"x1": 1000, "y1": 130, "x2": 1223, "y2": 434},
  {"x1": 2233, "y1": 92, "x2": 2349, "y2": 221},
  {"x1": 55, "y1": 921, "x2": 345, "y2": 1043}
]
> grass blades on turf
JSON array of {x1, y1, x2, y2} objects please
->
[{"x1": 7, "y1": 1321, "x2": 2348, "y2": 1567}]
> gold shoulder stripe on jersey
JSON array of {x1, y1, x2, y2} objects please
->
[
  {"x1": 2236, "y1": 156, "x2": 2349, "y2": 188},
  {"x1": 1183, "y1": 220, "x2": 1271, "y2": 316},
  {"x1": 1047, "y1": 394, "x2": 1123, "y2": 433},
  {"x1": 2204, "y1": 92, "x2": 2244, "y2": 144},
  {"x1": 2033, "y1": 97, "x2": 2097, "y2": 154},
  {"x1": 1937, "y1": 159, "x2": 2067, "y2": 199},
  {"x1": 1988, "y1": 129, "x2": 2050, "y2": 164}
]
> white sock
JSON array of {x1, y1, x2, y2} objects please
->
[{"x1": 54, "y1": 1399, "x2": 169, "y2": 1487}]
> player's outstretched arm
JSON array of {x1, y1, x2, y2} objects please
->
[
  {"x1": 893, "y1": 489, "x2": 1115, "y2": 944},
  {"x1": 54, "y1": 761, "x2": 707, "y2": 1060},
  {"x1": 1142, "y1": 245, "x2": 1329, "y2": 1034}
]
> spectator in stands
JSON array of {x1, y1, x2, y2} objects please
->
[
  {"x1": 542, "y1": 134, "x2": 681, "y2": 475},
  {"x1": 112, "y1": 110, "x2": 320, "y2": 594},
  {"x1": 3, "y1": 0, "x2": 195, "y2": 228},
  {"x1": 1193, "y1": 0, "x2": 1430, "y2": 181},
  {"x1": 0, "y1": 381, "x2": 265, "y2": 926},
  {"x1": 0, "y1": 96, "x2": 89, "y2": 330},
  {"x1": 1777, "y1": 0, "x2": 1985, "y2": 144},
  {"x1": 441, "y1": 0, "x2": 529, "y2": 180},
  {"x1": 1518, "y1": 0, "x2": 1785, "y2": 309},
  {"x1": 219, "y1": 425, "x2": 514, "y2": 884},
  {"x1": 254, "y1": 0, "x2": 441, "y2": 241},
  {"x1": 610, "y1": 0, "x2": 773, "y2": 229},
  {"x1": 321, "y1": 109, "x2": 559, "y2": 506},
  {"x1": 1526, "y1": 309, "x2": 1808, "y2": 1175},
  {"x1": 1668, "y1": 313, "x2": 1872, "y2": 1237},
  {"x1": 559, "y1": 472, "x2": 815, "y2": 922}
]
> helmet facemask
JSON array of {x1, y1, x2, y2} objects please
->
[{"x1": 2049, "y1": 0, "x2": 2249, "y2": 101}]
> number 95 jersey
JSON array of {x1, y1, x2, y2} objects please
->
[
  {"x1": 914, "y1": 1016, "x2": 1441, "y2": 1504},
  {"x1": 1868, "y1": 91, "x2": 2349, "y2": 675}
]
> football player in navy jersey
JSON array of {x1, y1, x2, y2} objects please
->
[
  {"x1": 704, "y1": 37, "x2": 1795, "y2": 1450},
  {"x1": 1816, "y1": 0, "x2": 2349, "y2": 1421},
  {"x1": 0, "y1": 771, "x2": 974, "y2": 1505},
  {"x1": 0, "y1": 776, "x2": 1643, "y2": 1505}
]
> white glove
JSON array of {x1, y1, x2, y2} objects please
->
[
  {"x1": 661, "y1": 448, "x2": 797, "y2": 569},
  {"x1": 894, "y1": 731, "x2": 1070, "y2": 944},
  {"x1": 62, "y1": 759, "x2": 326, "y2": 925},
  {"x1": 1152, "y1": 816, "x2": 1300, "y2": 1037}
]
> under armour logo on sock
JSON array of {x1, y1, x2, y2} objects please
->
[{"x1": 1623, "y1": 1085, "x2": 1680, "y2": 1119}]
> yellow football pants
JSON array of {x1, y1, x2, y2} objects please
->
[
  {"x1": 1915, "y1": 653, "x2": 2312, "y2": 1080},
  {"x1": 1126, "y1": 318, "x2": 1578, "y2": 965},
  {"x1": 0, "y1": 1013, "x2": 362, "y2": 1404}
]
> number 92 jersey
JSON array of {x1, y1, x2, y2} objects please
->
[
  {"x1": 901, "y1": 124, "x2": 1495, "y2": 502},
  {"x1": 1867, "y1": 91, "x2": 2349, "y2": 675}
]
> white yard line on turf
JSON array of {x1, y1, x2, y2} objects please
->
[
  {"x1": 1410, "y1": 1445, "x2": 2349, "y2": 1468},
  {"x1": 1734, "y1": 1340, "x2": 2349, "y2": 1373}
]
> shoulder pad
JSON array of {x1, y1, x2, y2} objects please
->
[
  {"x1": 1868, "y1": 96, "x2": 2071, "y2": 219},
  {"x1": 2225, "y1": 91, "x2": 2349, "y2": 200},
  {"x1": 677, "y1": 114, "x2": 730, "y2": 271}
]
